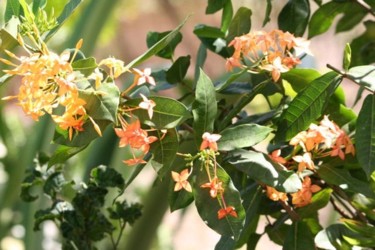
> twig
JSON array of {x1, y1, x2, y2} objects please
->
[{"x1": 354, "y1": 0, "x2": 375, "y2": 17}]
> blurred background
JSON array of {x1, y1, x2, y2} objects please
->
[{"x1": 0, "y1": 0, "x2": 367, "y2": 249}]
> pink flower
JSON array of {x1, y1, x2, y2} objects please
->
[
  {"x1": 138, "y1": 94, "x2": 156, "y2": 119},
  {"x1": 132, "y1": 68, "x2": 156, "y2": 86},
  {"x1": 200, "y1": 132, "x2": 221, "y2": 151}
]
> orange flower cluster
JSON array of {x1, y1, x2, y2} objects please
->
[
  {"x1": 226, "y1": 30, "x2": 310, "y2": 82},
  {"x1": 1, "y1": 40, "x2": 94, "y2": 140},
  {"x1": 114, "y1": 116, "x2": 157, "y2": 166}
]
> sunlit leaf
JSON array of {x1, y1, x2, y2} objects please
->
[
  {"x1": 355, "y1": 94, "x2": 375, "y2": 179},
  {"x1": 343, "y1": 43, "x2": 352, "y2": 72},
  {"x1": 221, "y1": 0, "x2": 233, "y2": 32},
  {"x1": 72, "y1": 57, "x2": 97, "y2": 77},
  {"x1": 347, "y1": 66, "x2": 375, "y2": 92},
  {"x1": 226, "y1": 7, "x2": 251, "y2": 43},
  {"x1": 5, "y1": 0, "x2": 20, "y2": 22},
  {"x1": 217, "y1": 124, "x2": 273, "y2": 151},
  {"x1": 229, "y1": 149, "x2": 302, "y2": 193},
  {"x1": 278, "y1": 0, "x2": 310, "y2": 36},
  {"x1": 275, "y1": 71, "x2": 339, "y2": 142},
  {"x1": 282, "y1": 68, "x2": 321, "y2": 93},
  {"x1": 192, "y1": 69, "x2": 217, "y2": 146}
]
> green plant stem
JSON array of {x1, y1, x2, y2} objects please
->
[
  {"x1": 123, "y1": 178, "x2": 170, "y2": 250},
  {"x1": 218, "y1": 81, "x2": 268, "y2": 131}
]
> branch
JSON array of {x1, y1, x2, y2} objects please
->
[{"x1": 354, "y1": 0, "x2": 375, "y2": 17}]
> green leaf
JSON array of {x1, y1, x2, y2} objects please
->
[
  {"x1": 229, "y1": 150, "x2": 302, "y2": 193},
  {"x1": 194, "y1": 44, "x2": 207, "y2": 83},
  {"x1": 308, "y1": 1, "x2": 347, "y2": 38},
  {"x1": 149, "y1": 129, "x2": 179, "y2": 176},
  {"x1": 34, "y1": 202, "x2": 73, "y2": 231},
  {"x1": 32, "y1": 0, "x2": 47, "y2": 14},
  {"x1": 108, "y1": 201, "x2": 143, "y2": 225},
  {"x1": 217, "y1": 124, "x2": 273, "y2": 151},
  {"x1": 125, "y1": 96, "x2": 191, "y2": 129},
  {"x1": 146, "y1": 31, "x2": 182, "y2": 59},
  {"x1": 192, "y1": 69, "x2": 217, "y2": 146},
  {"x1": 317, "y1": 164, "x2": 375, "y2": 198},
  {"x1": 166, "y1": 55, "x2": 191, "y2": 84},
  {"x1": 347, "y1": 66, "x2": 375, "y2": 92},
  {"x1": 350, "y1": 21, "x2": 375, "y2": 66},
  {"x1": 335, "y1": 3, "x2": 367, "y2": 33},
  {"x1": 275, "y1": 71, "x2": 339, "y2": 142},
  {"x1": 5, "y1": 0, "x2": 20, "y2": 22},
  {"x1": 355, "y1": 94, "x2": 375, "y2": 179},
  {"x1": 296, "y1": 188, "x2": 332, "y2": 218},
  {"x1": 80, "y1": 82, "x2": 120, "y2": 122},
  {"x1": 194, "y1": 163, "x2": 245, "y2": 238},
  {"x1": 315, "y1": 224, "x2": 353, "y2": 250},
  {"x1": 343, "y1": 43, "x2": 352, "y2": 71},
  {"x1": 48, "y1": 145, "x2": 88, "y2": 167},
  {"x1": 90, "y1": 165, "x2": 125, "y2": 189},
  {"x1": 72, "y1": 57, "x2": 97, "y2": 77},
  {"x1": 194, "y1": 25, "x2": 225, "y2": 39},
  {"x1": 266, "y1": 223, "x2": 291, "y2": 246},
  {"x1": 278, "y1": 0, "x2": 310, "y2": 37},
  {"x1": 221, "y1": 0, "x2": 233, "y2": 33},
  {"x1": 283, "y1": 221, "x2": 315, "y2": 250},
  {"x1": 262, "y1": 0, "x2": 273, "y2": 26},
  {"x1": 226, "y1": 7, "x2": 251, "y2": 43},
  {"x1": 125, "y1": 16, "x2": 188, "y2": 69},
  {"x1": 282, "y1": 68, "x2": 321, "y2": 93},
  {"x1": 0, "y1": 16, "x2": 20, "y2": 50},
  {"x1": 206, "y1": 0, "x2": 229, "y2": 14},
  {"x1": 43, "y1": 0, "x2": 84, "y2": 41},
  {"x1": 43, "y1": 172, "x2": 72, "y2": 199},
  {"x1": 364, "y1": 0, "x2": 375, "y2": 8}
]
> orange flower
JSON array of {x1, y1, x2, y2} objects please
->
[
  {"x1": 269, "y1": 149, "x2": 287, "y2": 164},
  {"x1": 217, "y1": 206, "x2": 237, "y2": 220},
  {"x1": 292, "y1": 152, "x2": 315, "y2": 172},
  {"x1": 291, "y1": 177, "x2": 321, "y2": 208},
  {"x1": 171, "y1": 169, "x2": 192, "y2": 192},
  {"x1": 132, "y1": 68, "x2": 156, "y2": 86},
  {"x1": 260, "y1": 57, "x2": 289, "y2": 82},
  {"x1": 123, "y1": 157, "x2": 147, "y2": 166},
  {"x1": 200, "y1": 177, "x2": 224, "y2": 198},
  {"x1": 266, "y1": 186, "x2": 288, "y2": 202},
  {"x1": 138, "y1": 94, "x2": 156, "y2": 119},
  {"x1": 200, "y1": 132, "x2": 221, "y2": 151}
]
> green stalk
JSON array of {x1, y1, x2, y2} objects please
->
[{"x1": 123, "y1": 178, "x2": 170, "y2": 250}]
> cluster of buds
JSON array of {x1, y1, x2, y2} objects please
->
[
  {"x1": 267, "y1": 116, "x2": 355, "y2": 207},
  {"x1": 172, "y1": 132, "x2": 238, "y2": 220},
  {"x1": 1, "y1": 38, "x2": 99, "y2": 140},
  {"x1": 226, "y1": 29, "x2": 311, "y2": 82}
]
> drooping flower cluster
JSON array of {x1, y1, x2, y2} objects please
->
[
  {"x1": 226, "y1": 29, "x2": 310, "y2": 82},
  {"x1": 172, "y1": 132, "x2": 238, "y2": 220},
  {"x1": 1, "y1": 39, "x2": 98, "y2": 140},
  {"x1": 114, "y1": 115, "x2": 157, "y2": 166},
  {"x1": 266, "y1": 116, "x2": 355, "y2": 207}
]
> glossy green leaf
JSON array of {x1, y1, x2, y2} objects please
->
[
  {"x1": 278, "y1": 0, "x2": 310, "y2": 36},
  {"x1": 217, "y1": 124, "x2": 273, "y2": 151},
  {"x1": 283, "y1": 221, "x2": 315, "y2": 250},
  {"x1": 149, "y1": 129, "x2": 179, "y2": 176},
  {"x1": 226, "y1": 7, "x2": 251, "y2": 43},
  {"x1": 125, "y1": 16, "x2": 188, "y2": 69},
  {"x1": 221, "y1": 0, "x2": 233, "y2": 32},
  {"x1": 192, "y1": 69, "x2": 217, "y2": 146},
  {"x1": 275, "y1": 71, "x2": 339, "y2": 142},
  {"x1": 90, "y1": 165, "x2": 124, "y2": 189},
  {"x1": 43, "y1": 0, "x2": 84, "y2": 41},
  {"x1": 215, "y1": 68, "x2": 248, "y2": 92},
  {"x1": 355, "y1": 94, "x2": 375, "y2": 179},
  {"x1": 206, "y1": 0, "x2": 229, "y2": 14},
  {"x1": 282, "y1": 68, "x2": 321, "y2": 93},
  {"x1": 168, "y1": 183, "x2": 194, "y2": 212},
  {"x1": 343, "y1": 43, "x2": 352, "y2": 71},
  {"x1": 126, "y1": 96, "x2": 191, "y2": 129},
  {"x1": 335, "y1": 3, "x2": 367, "y2": 33},
  {"x1": 350, "y1": 21, "x2": 375, "y2": 66},
  {"x1": 5, "y1": 0, "x2": 20, "y2": 22},
  {"x1": 347, "y1": 66, "x2": 375, "y2": 92},
  {"x1": 308, "y1": 1, "x2": 347, "y2": 38},
  {"x1": 166, "y1": 55, "x2": 191, "y2": 84},
  {"x1": 297, "y1": 188, "x2": 332, "y2": 218},
  {"x1": 317, "y1": 164, "x2": 375, "y2": 198},
  {"x1": 194, "y1": 163, "x2": 245, "y2": 238},
  {"x1": 48, "y1": 145, "x2": 88, "y2": 167},
  {"x1": 266, "y1": 223, "x2": 291, "y2": 246},
  {"x1": 146, "y1": 30, "x2": 182, "y2": 59},
  {"x1": 215, "y1": 236, "x2": 236, "y2": 250},
  {"x1": 72, "y1": 57, "x2": 97, "y2": 77},
  {"x1": 229, "y1": 150, "x2": 302, "y2": 193},
  {"x1": 315, "y1": 224, "x2": 353, "y2": 250},
  {"x1": 262, "y1": 0, "x2": 273, "y2": 26},
  {"x1": 194, "y1": 44, "x2": 207, "y2": 83},
  {"x1": 194, "y1": 25, "x2": 225, "y2": 39}
]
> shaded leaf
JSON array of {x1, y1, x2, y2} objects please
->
[
  {"x1": 48, "y1": 145, "x2": 88, "y2": 167},
  {"x1": 146, "y1": 31, "x2": 182, "y2": 59},
  {"x1": 350, "y1": 21, "x2": 375, "y2": 66},
  {"x1": 355, "y1": 94, "x2": 375, "y2": 179},
  {"x1": 206, "y1": 0, "x2": 229, "y2": 14},
  {"x1": 166, "y1": 55, "x2": 190, "y2": 84},
  {"x1": 263, "y1": 0, "x2": 273, "y2": 26},
  {"x1": 217, "y1": 124, "x2": 273, "y2": 151},
  {"x1": 0, "y1": 16, "x2": 20, "y2": 50},
  {"x1": 275, "y1": 71, "x2": 339, "y2": 142},
  {"x1": 194, "y1": 25, "x2": 225, "y2": 38},
  {"x1": 266, "y1": 223, "x2": 291, "y2": 246},
  {"x1": 278, "y1": 0, "x2": 310, "y2": 36},
  {"x1": 90, "y1": 165, "x2": 125, "y2": 189},
  {"x1": 283, "y1": 220, "x2": 315, "y2": 250},
  {"x1": 126, "y1": 96, "x2": 191, "y2": 129},
  {"x1": 335, "y1": 3, "x2": 367, "y2": 33},
  {"x1": 192, "y1": 69, "x2": 217, "y2": 146},
  {"x1": 229, "y1": 149, "x2": 302, "y2": 193},
  {"x1": 226, "y1": 7, "x2": 252, "y2": 43}
]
